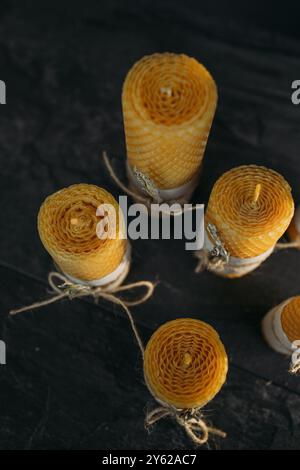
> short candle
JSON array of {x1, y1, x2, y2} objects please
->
[
  {"x1": 262, "y1": 296, "x2": 300, "y2": 355},
  {"x1": 144, "y1": 318, "x2": 228, "y2": 410},
  {"x1": 204, "y1": 165, "x2": 294, "y2": 277},
  {"x1": 122, "y1": 53, "x2": 217, "y2": 200},
  {"x1": 38, "y1": 184, "x2": 127, "y2": 285}
]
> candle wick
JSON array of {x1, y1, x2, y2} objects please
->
[
  {"x1": 160, "y1": 87, "x2": 172, "y2": 97},
  {"x1": 252, "y1": 183, "x2": 262, "y2": 205},
  {"x1": 182, "y1": 352, "x2": 192, "y2": 367},
  {"x1": 70, "y1": 218, "x2": 79, "y2": 225}
]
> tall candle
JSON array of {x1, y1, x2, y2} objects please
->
[
  {"x1": 204, "y1": 165, "x2": 294, "y2": 277},
  {"x1": 122, "y1": 53, "x2": 217, "y2": 201},
  {"x1": 144, "y1": 318, "x2": 227, "y2": 410},
  {"x1": 288, "y1": 205, "x2": 300, "y2": 247},
  {"x1": 262, "y1": 296, "x2": 300, "y2": 355},
  {"x1": 38, "y1": 184, "x2": 127, "y2": 285}
]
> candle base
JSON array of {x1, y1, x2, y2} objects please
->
[
  {"x1": 56, "y1": 244, "x2": 131, "y2": 289},
  {"x1": 261, "y1": 301, "x2": 293, "y2": 355},
  {"x1": 202, "y1": 230, "x2": 274, "y2": 278},
  {"x1": 126, "y1": 161, "x2": 201, "y2": 209}
]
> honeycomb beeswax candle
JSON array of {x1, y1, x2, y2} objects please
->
[
  {"x1": 122, "y1": 53, "x2": 217, "y2": 202},
  {"x1": 38, "y1": 184, "x2": 128, "y2": 286},
  {"x1": 144, "y1": 318, "x2": 228, "y2": 443},
  {"x1": 288, "y1": 206, "x2": 300, "y2": 247},
  {"x1": 202, "y1": 165, "x2": 294, "y2": 278},
  {"x1": 262, "y1": 297, "x2": 300, "y2": 373}
]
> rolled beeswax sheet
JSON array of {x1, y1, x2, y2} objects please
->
[
  {"x1": 122, "y1": 53, "x2": 217, "y2": 190},
  {"x1": 205, "y1": 165, "x2": 294, "y2": 259},
  {"x1": 38, "y1": 184, "x2": 127, "y2": 282},
  {"x1": 144, "y1": 318, "x2": 228, "y2": 410},
  {"x1": 281, "y1": 296, "x2": 300, "y2": 344},
  {"x1": 262, "y1": 297, "x2": 300, "y2": 355}
]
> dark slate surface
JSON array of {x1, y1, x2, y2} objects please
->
[{"x1": 1, "y1": 0, "x2": 300, "y2": 450}]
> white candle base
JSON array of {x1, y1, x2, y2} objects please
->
[
  {"x1": 126, "y1": 161, "x2": 200, "y2": 208},
  {"x1": 261, "y1": 300, "x2": 294, "y2": 355},
  {"x1": 59, "y1": 243, "x2": 131, "y2": 289},
  {"x1": 202, "y1": 229, "x2": 274, "y2": 278}
]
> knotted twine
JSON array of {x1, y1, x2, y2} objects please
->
[
  {"x1": 102, "y1": 151, "x2": 192, "y2": 208},
  {"x1": 9, "y1": 272, "x2": 224, "y2": 445},
  {"x1": 145, "y1": 406, "x2": 226, "y2": 446},
  {"x1": 101, "y1": 152, "x2": 226, "y2": 444},
  {"x1": 9, "y1": 269, "x2": 154, "y2": 357},
  {"x1": 143, "y1": 317, "x2": 227, "y2": 445},
  {"x1": 10, "y1": 271, "x2": 225, "y2": 446},
  {"x1": 195, "y1": 224, "x2": 300, "y2": 276},
  {"x1": 104, "y1": 152, "x2": 300, "y2": 277}
]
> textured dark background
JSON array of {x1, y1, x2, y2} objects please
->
[{"x1": 1, "y1": 0, "x2": 300, "y2": 450}]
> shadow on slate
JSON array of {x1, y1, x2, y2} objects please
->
[{"x1": 1, "y1": 0, "x2": 300, "y2": 449}]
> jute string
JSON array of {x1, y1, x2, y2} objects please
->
[
  {"x1": 195, "y1": 225, "x2": 300, "y2": 275},
  {"x1": 102, "y1": 153, "x2": 226, "y2": 444},
  {"x1": 276, "y1": 241, "x2": 300, "y2": 250},
  {"x1": 9, "y1": 271, "x2": 155, "y2": 358},
  {"x1": 103, "y1": 151, "x2": 149, "y2": 204},
  {"x1": 102, "y1": 151, "x2": 191, "y2": 208},
  {"x1": 145, "y1": 404, "x2": 226, "y2": 446},
  {"x1": 10, "y1": 270, "x2": 225, "y2": 445}
]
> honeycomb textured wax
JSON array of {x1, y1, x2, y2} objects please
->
[
  {"x1": 205, "y1": 165, "x2": 294, "y2": 258},
  {"x1": 38, "y1": 184, "x2": 126, "y2": 281},
  {"x1": 122, "y1": 53, "x2": 217, "y2": 189},
  {"x1": 144, "y1": 318, "x2": 228, "y2": 410},
  {"x1": 281, "y1": 296, "x2": 300, "y2": 343}
]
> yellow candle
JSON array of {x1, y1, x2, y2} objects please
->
[
  {"x1": 144, "y1": 318, "x2": 228, "y2": 409},
  {"x1": 282, "y1": 297, "x2": 300, "y2": 344},
  {"x1": 38, "y1": 184, "x2": 127, "y2": 283},
  {"x1": 204, "y1": 165, "x2": 294, "y2": 277},
  {"x1": 262, "y1": 296, "x2": 300, "y2": 355},
  {"x1": 122, "y1": 53, "x2": 217, "y2": 197}
]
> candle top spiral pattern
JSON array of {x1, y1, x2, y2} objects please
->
[
  {"x1": 122, "y1": 53, "x2": 217, "y2": 189},
  {"x1": 281, "y1": 296, "x2": 300, "y2": 343},
  {"x1": 205, "y1": 165, "x2": 294, "y2": 258},
  {"x1": 124, "y1": 53, "x2": 215, "y2": 127},
  {"x1": 144, "y1": 318, "x2": 228, "y2": 409},
  {"x1": 38, "y1": 184, "x2": 126, "y2": 281}
]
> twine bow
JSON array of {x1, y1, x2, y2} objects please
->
[
  {"x1": 145, "y1": 405, "x2": 226, "y2": 446},
  {"x1": 9, "y1": 272, "x2": 155, "y2": 358}
]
